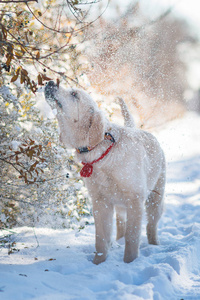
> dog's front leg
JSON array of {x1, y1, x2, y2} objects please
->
[
  {"x1": 124, "y1": 198, "x2": 143, "y2": 263},
  {"x1": 93, "y1": 200, "x2": 114, "y2": 265}
]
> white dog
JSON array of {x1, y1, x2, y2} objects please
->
[{"x1": 45, "y1": 81, "x2": 166, "y2": 264}]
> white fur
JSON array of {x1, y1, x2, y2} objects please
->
[{"x1": 45, "y1": 84, "x2": 166, "y2": 264}]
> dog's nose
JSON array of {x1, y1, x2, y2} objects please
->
[
  {"x1": 46, "y1": 80, "x2": 56, "y2": 88},
  {"x1": 47, "y1": 80, "x2": 56, "y2": 86},
  {"x1": 45, "y1": 80, "x2": 57, "y2": 93},
  {"x1": 45, "y1": 80, "x2": 58, "y2": 100}
]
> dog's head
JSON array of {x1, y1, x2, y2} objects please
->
[{"x1": 44, "y1": 81, "x2": 105, "y2": 149}]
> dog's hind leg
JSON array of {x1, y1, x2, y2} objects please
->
[
  {"x1": 116, "y1": 205, "x2": 126, "y2": 240},
  {"x1": 145, "y1": 171, "x2": 165, "y2": 245}
]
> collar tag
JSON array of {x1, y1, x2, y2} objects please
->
[{"x1": 80, "y1": 163, "x2": 93, "y2": 177}]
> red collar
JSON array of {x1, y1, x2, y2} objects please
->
[{"x1": 79, "y1": 133, "x2": 115, "y2": 178}]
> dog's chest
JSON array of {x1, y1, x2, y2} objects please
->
[
  {"x1": 83, "y1": 164, "x2": 127, "y2": 203},
  {"x1": 85, "y1": 164, "x2": 115, "y2": 188}
]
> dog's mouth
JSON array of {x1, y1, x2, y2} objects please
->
[{"x1": 45, "y1": 81, "x2": 62, "y2": 109}]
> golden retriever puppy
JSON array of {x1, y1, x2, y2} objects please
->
[{"x1": 45, "y1": 81, "x2": 166, "y2": 264}]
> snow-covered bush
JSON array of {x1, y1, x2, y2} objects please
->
[
  {"x1": 0, "y1": 85, "x2": 94, "y2": 229},
  {"x1": 0, "y1": 0, "x2": 101, "y2": 229}
]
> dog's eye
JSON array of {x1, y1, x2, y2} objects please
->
[{"x1": 71, "y1": 90, "x2": 78, "y2": 99}]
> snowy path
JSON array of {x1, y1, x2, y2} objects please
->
[{"x1": 0, "y1": 113, "x2": 200, "y2": 300}]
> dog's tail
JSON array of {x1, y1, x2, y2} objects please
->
[{"x1": 117, "y1": 97, "x2": 135, "y2": 128}]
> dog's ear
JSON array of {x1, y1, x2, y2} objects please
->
[{"x1": 88, "y1": 110, "x2": 105, "y2": 147}]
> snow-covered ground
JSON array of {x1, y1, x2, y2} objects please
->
[{"x1": 1, "y1": 112, "x2": 200, "y2": 300}]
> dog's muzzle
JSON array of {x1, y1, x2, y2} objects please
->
[{"x1": 45, "y1": 81, "x2": 62, "y2": 108}]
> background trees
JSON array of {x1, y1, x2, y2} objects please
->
[{"x1": 86, "y1": 2, "x2": 192, "y2": 128}]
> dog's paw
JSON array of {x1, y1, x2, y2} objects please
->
[
  {"x1": 123, "y1": 248, "x2": 139, "y2": 263},
  {"x1": 147, "y1": 224, "x2": 159, "y2": 245},
  {"x1": 93, "y1": 252, "x2": 106, "y2": 265},
  {"x1": 123, "y1": 254, "x2": 138, "y2": 263}
]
